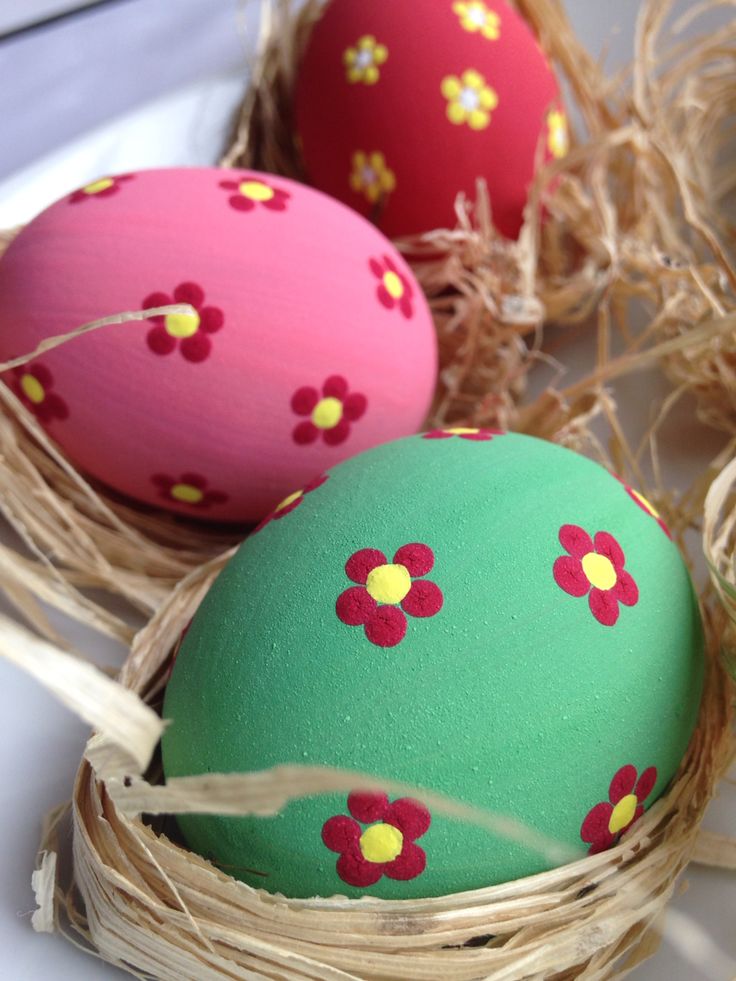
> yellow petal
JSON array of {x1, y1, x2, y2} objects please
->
[
  {"x1": 359, "y1": 34, "x2": 375, "y2": 48},
  {"x1": 369, "y1": 151, "x2": 385, "y2": 169},
  {"x1": 462, "y1": 69, "x2": 483, "y2": 89},
  {"x1": 347, "y1": 67, "x2": 362, "y2": 83},
  {"x1": 482, "y1": 22, "x2": 500, "y2": 39},
  {"x1": 479, "y1": 86, "x2": 498, "y2": 109},
  {"x1": 365, "y1": 183, "x2": 381, "y2": 203},
  {"x1": 381, "y1": 170, "x2": 396, "y2": 192},
  {"x1": 343, "y1": 48, "x2": 357, "y2": 65},
  {"x1": 441, "y1": 75, "x2": 461, "y2": 99},
  {"x1": 452, "y1": 2, "x2": 466, "y2": 14},
  {"x1": 374, "y1": 44, "x2": 388, "y2": 64},
  {"x1": 365, "y1": 66, "x2": 379, "y2": 84},
  {"x1": 469, "y1": 109, "x2": 490, "y2": 130},
  {"x1": 353, "y1": 151, "x2": 367, "y2": 168},
  {"x1": 447, "y1": 102, "x2": 467, "y2": 125},
  {"x1": 350, "y1": 174, "x2": 363, "y2": 192}
]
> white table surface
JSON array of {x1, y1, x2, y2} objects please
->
[{"x1": 1, "y1": 6, "x2": 735, "y2": 978}]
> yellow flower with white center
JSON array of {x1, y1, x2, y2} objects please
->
[
  {"x1": 350, "y1": 151, "x2": 396, "y2": 204},
  {"x1": 547, "y1": 109, "x2": 569, "y2": 159},
  {"x1": 452, "y1": 1, "x2": 501, "y2": 40},
  {"x1": 344, "y1": 35, "x2": 388, "y2": 85},
  {"x1": 441, "y1": 70, "x2": 498, "y2": 131}
]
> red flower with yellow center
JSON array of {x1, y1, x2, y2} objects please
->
[
  {"x1": 291, "y1": 375, "x2": 367, "y2": 446},
  {"x1": 553, "y1": 524, "x2": 639, "y2": 626},
  {"x1": 11, "y1": 363, "x2": 69, "y2": 423},
  {"x1": 580, "y1": 764, "x2": 657, "y2": 854},
  {"x1": 151, "y1": 472, "x2": 228, "y2": 509},
  {"x1": 369, "y1": 255, "x2": 414, "y2": 318},
  {"x1": 253, "y1": 474, "x2": 328, "y2": 533},
  {"x1": 68, "y1": 173, "x2": 135, "y2": 203},
  {"x1": 623, "y1": 483, "x2": 672, "y2": 539},
  {"x1": 322, "y1": 791, "x2": 431, "y2": 887},
  {"x1": 423, "y1": 427, "x2": 504, "y2": 441},
  {"x1": 336, "y1": 543, "x2": 443, "y2": 647},
  {"x1": 143, "y1": 281, "x2": 224, "y2": 363},
  {"x1": 219, "y1": 176, "x2": 291, "y2": 213}
]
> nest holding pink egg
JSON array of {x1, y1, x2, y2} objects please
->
[{"x1": 0, "y1": 0, "x2": 734, "y2": 978}]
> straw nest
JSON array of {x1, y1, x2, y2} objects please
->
[{"x1": 0, "y1": 0, "x2": 735, "y2": 977}]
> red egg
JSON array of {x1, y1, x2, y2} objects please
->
[{"x1": 295, "y1": 0, "x2": 567, "y2": 240}]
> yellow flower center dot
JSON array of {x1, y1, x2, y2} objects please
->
[
  {"x1": 171, "y1": 483, "x2": 204, "y2": 504},
  {"x1": 581, "y1": 552, "x2": 617, "y2": 591},
  {"x1": 311, "y1": 396, "x2": 343, "y2": 430},
  {"x1": 165, "y1": 310, "x2": 200, "y2": 338},
  {"x1": 446, "y1": 427, "x2": 479, "y2": 435},
  {"x1": 366, "y1": 563, "x2": 411, "y2": 605},
  {"x1": 608, "y1": 793, "x2": 638, "y2": 834},
  {"x1": 631, "y1": 488, "x2": 660, "y2": 519},
  {"x1": 20, "y1": 374, "x2": 45, "y2": 404},
  {"x1": 239, "y1": 180, "x2": 275, "y2": 202},
  {"x1": 83, "y1": 177, "x2": 114, "y2": 194},
  {"x1": 382, "y1": 271, "x2": 404, "y2": 299},
  {"x1": 275, "y1": 490, "x2": 303, "y2": 512},
  {"x1": 359, "y1": 822, "x2": 404, "y2": 863}
]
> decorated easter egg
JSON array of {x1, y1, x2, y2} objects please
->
[
  {"x1": 0, "y1": 167, "x2": 436, "y2": 522},
  {"x1": 294, "y1": 0, "x2": 567, "y2": 240},
  {"x1": 162, "y1": 431, "x2": 703, "y2": 899}
]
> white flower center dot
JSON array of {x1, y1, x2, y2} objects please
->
[{"x1": 460, "y1": 88, "x2": 480, "y2": 111}]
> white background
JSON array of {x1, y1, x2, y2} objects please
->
[{"x1": 1, "y1": 2, "x2": 734, "y2": 978}]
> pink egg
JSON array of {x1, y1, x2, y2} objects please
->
[{"x1": 0, "y1": 167, "x2": 437, "y2": 522}]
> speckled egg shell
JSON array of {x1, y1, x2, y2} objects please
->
[
  {"x1": 295, "y1": 0, "x2": 567, "y2": 240},
  {"x1": 0, "y1": 167, "x2": 437, "y2": 522},
  {"x1": 162, "y1": 431, "x2": 704, "y2": 900}
]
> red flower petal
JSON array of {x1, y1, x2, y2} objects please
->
[
  {"x1": 147, "y1": 326, "x2": 177, "y2": 356},
  {"x1": 634, "y1": 766, "x2": 657, "y2": 802},
  {"x1": 422, "y1": 430, "x2": 451, "y2": 440},
  {"x1": 142, "y1": 291, "x2": 172, "y2": 321},
  {"x1": 399, "y1": 293, "x2": 413, "y2": 318},
  {"x1": 342, "y1": 392, "x2": 367, "y2": 422},
  {"x1": 45, "y1": 393, "x2": 69, "y2": 420},
  {"x1": 558, "y1": 524, "x2": 594, "y2": 558},
  {"x1": 229, "y1": 195, "x2": 255, "y2": 211},
  {"x1": 348, "y1": 790, "x2": 388, "y2": 823},
  {"x1": 553, "y1": 555, "x2": 589, "y2": 598},
  {"x1": 386, "y1": 798, "x2": 431, "y2": 839},
  {"x1": 263, "y1": 192, "x2": 289, "y2": 211},
  {"x1": 179, "y1": 473, "x2": 206, "y2": 488},
  {"x1": 365, "y1": 606, "x2": 407, "y2": 647},
  {"x1": 580, "y1": 801, "x2": 613, "y2": 845},
  {"x1": 304, "y1": 474, "x2": 328, "y2": 494},
  {"x1": 322, "y1": 814, "x2": 361, "y2": 852},
  {"x1": 393, "y1": 543, "x2": 434, "y2": 577},
  {"x1": 369, "y1": 257, "x2": 384, "y2": 278},
  {"x1": 376, "y1": 284, "x2": 394, "y2": 309},
  {"x1": 612, "y1": 570, "x2": 639, "y2": 607},
  {"x1": 345, "y1": 548, "x2": 386, "y2": 584},
  {"x1": 323, "y1": 418, "x2": 351, "y2": 446},
  {"x1": 385, "y1": 841, "x2": 426, "y2": 881},
  {"x1": 402, "y1": 580, "x2": 443, "y2": 618},
  {"x1": 202, "y1": 490, "x2": 228, "y2": 506},
  {"x1": 593, "y1": 531, "x2": 626, "y2": 571},
  {"x1": 336, "y1": 586, "x2": 377, "y2": 626},
  {"x1": 293, "y1": 420, "x2": 319, "y2": 445},
  {"x1": 219, "y1": 180, "x2": 239, "y2": 191},
  {"x1": 588, "y1": 588, "x2": 619, "y2": 626},
  {"x1": 29, "y1": 362, "x2": 52, "y2": 386},
  {"x1": 383, "y1": 255, "x2": 398, "y2": 274},
  {"x1": 173, "y1": 282, "x2": 205, "y2": 307},
  {"x1": 291, "y1": 386, "x2": 319, "y2": 415},
  {"x1": 180, "y1": 333, "x2": 212, "y2": 363},
  {"x1": 199, "y1": 306, "x2": 225, "y2": 334},
  {"x1": 609, "y1": 764, "x2": 638, "y2": 804},
  {"x1": 323, "y1": 375, "x2": 349, "y2": 399},
  {"x1": 336, "y1": 850, "x2": 384, "y2": 887},
  {"x1": 151, "y1": 474, "x2": 173, "y2": 490}
]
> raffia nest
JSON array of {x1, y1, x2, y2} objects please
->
[
  {"x1": 1, "y1": 0, "x2": 735, "y2": 629},
  {"x1": 0, "y1": 0, "x2": 735, "y2": 977}
]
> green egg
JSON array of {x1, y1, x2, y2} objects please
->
[{"x1": 162, "y1": 431, "x2": 704, "y2": 899}]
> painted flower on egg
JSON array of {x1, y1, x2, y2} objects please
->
[
  {"x1": 143, "y1": 282, "x2": 224, "y2": 363},
  {"x1": 453, "y1": 1, "x2": 501, "y2": 39},
  {"x1": 219, "y1": 176, "x2": 291, "y2": 212},
  {"x1": 441, "y1": 70, "x2": 498, "y2": 131},
  {"x1": 68, "y1": 173, "x2": 135, "y2": 203},
  {"x1": 151, "y1": 472, "x2": 228, "y2": 509},
  {"x1": 580, "y1": 764, "x2": 657, "y2": 854},
  {"x1": 622, "y1": 483, "x2": 672, "y2": 539},
  {"x1": 253, "y1": 474, "x2": 328, "y2": 533},
  {"x1": 350, "y1": 151, "x2": 396, "y2": 204},
  {"x1": 336, "y1": 542, "x2": 443, "y2": 647},
  {"x1": 369, "y1": 255, "x2": 413, "y2": 318},
  {"x1": 291, "y1": 375, "x2": 367, "y2": 446},
  {"x1": 423, "y1": 427, "x2": 504, "y2": 441},
  {"x1": 553, "y1": 524, "x2": 639, "y2": 626},
  {"x1": 322, "y1": 791, "x2": 431, "y2": 886},
  {"x1": 344, "y1": 35, "x2": 388, "y2": 85},
  {"x1": 11, "y1": 362, "x2": 69, "y2": 423}
]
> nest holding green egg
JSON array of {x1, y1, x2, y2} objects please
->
[{"x1": 0, "y1": 0, "x2": 734, "y2": 977}]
